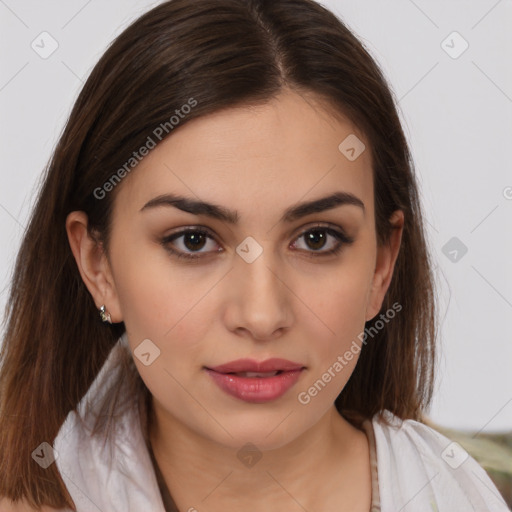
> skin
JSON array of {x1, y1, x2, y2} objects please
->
[{"x1": 66, "y1": 88, "x2": 403, "y2": 512}]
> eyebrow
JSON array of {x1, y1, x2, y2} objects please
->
[{"x1": 140, "y1": 191, "x2": 365, "y2": 223}]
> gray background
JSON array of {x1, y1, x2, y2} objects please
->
[{"x1": 0, "y1": 0, "x2": 511, "y2": 431}]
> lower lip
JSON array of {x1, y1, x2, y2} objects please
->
[{"x1": 205, "y1": 369, "x2": 304, "y2": 403}]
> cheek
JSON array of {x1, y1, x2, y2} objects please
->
[
  {"x1": 294, "y1": 285, "x2": 369, "y2": 411},
  {"x1": 111, "y1": 233, "x2": 219, "y2": 344},
  {"x1": 296, "y1": 250, "x2": 375, "y2": 397},
  {"x1": 309, "y1": 284, "x2": 368, "y2": 385},
  {"x1": 114, "y1": 259, "x2": 218, "y2": 420},
  {"x1": 312, "y1": 257, "x2": 374, "y2": 339},
  {"x1": 318, "y1": 277, "x2": 369, "y2": 330}
]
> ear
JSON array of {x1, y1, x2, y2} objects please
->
[
  {"x1": 65, "y1": 211, "x2": 122, "y2": 323},
  {"x1": 365, "y1": 210, "x2": 404, "y2": 321}
]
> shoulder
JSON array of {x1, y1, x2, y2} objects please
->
[
  {"x1": 52, "y1": 339, "x2": 163, "y2": 511},
  {"x1": 370, "y1": 410, "x2": 509, "y2": 511}
]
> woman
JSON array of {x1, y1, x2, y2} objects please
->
[{"x1": 0, "y1": 0, "x2": 508, "y2": 510}]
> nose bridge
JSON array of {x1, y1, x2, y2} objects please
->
[
  {"x1": 239, "y1": 249, "x2": 277, "y2": 294},
  {"x1": 228, "y1": 235, "x2": 292, "y2": 337}
]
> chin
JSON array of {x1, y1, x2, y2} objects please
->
[{"x1": 199, "y1": 409, "x2": 309, "y2": 452}]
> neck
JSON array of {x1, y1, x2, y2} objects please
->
[{"x1": 147, "y1": 398, "x2": 371, "y2": 512}]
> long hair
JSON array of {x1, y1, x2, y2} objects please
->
[{"x1": 0, "y1": 0, "x2": 436, "y2": 508}]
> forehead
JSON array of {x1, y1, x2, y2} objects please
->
[{"x1": 114, "y1": 89, "x2": 374, "y2": 220}]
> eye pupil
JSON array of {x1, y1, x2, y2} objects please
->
[
  {"x1": 184, "y1": 233, "x2": 206, "y2": 251},
  {"x1": 306, "y1": 230, "x2": 326, "y2": 250}
]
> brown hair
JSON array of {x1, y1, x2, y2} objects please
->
[{"x1": 0, "y1": 0, "x2": 436, "y2": 508}]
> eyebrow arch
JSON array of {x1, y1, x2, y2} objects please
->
[{"x1": 140, "y1": 191, "x2": 365, "y2": 223}]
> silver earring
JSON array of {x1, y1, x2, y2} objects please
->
[{"x1": 99, "y1": 304, "x2": 112, "y2": 324}]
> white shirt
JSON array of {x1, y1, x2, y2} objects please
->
[{"x1": 53, "y1": 337, "x2": 509, "y2": 512}]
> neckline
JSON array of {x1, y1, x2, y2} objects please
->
[
  {"x1": 146, "y1": 420, "x2": 380, "y2": 512},
  {"x1": 361, "y1": 418, "x2": 381, "y2": 511}
]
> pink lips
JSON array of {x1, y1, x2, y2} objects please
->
[{"x1": 205, "y1": 358, "x2": 305, "y2": 403}]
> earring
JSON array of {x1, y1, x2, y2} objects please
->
[{"x1": 99, "y1": 304, "x2": 112, "y2": 324}]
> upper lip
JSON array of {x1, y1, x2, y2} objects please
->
[{"x1": 206, "y1": 358, "x2": 305, "y2": 373}]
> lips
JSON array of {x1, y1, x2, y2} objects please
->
[
  {"x1": 205, "y1": 358, "x2": 305, "y2": 403},
  {"x1": 207, "y1": 358, "x2": 304, "y2": 374},
  {"x1": 231, "y1": 371, "x2": 280, "y2": 378}
]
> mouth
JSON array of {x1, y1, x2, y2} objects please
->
[
  {"x1": 204, "y1": 358, "x2": 306, "y2": 403},
  {"x1": 222, "y1": 370, "x2": 283, "y2": 378}
]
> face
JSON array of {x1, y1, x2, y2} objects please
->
[{"x1": 86, "y1": 89, "x2": 400, "y2": 450}]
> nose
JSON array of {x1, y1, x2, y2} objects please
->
[{"x1": 223, "y1": 244, "x2": 294, "y2": 341}]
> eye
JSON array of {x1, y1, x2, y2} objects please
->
[
  {"x1": 161, "y1": 228, "x2": 221, "y2": 261},
  {"x1": 290, "y1": 224, "x2": 354, "y2": 257},
  {"x1": 161, "y1": 223, "x2": 354, "y2": 262}
]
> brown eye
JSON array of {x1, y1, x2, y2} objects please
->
[
  {"x1": 291, "y1": 225, "x2": 354, "y2": 257},
  {"x1": 161, "y1": 228, "x2": 221, "y2": 260},
  {"x1": 182, "y1": 232, "x2": 207, "y2": 251},
  {"x1": 304, "y1": 230, "x2": 328, "y2": 251}
]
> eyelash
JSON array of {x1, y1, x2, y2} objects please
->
[{"x1": 160, "y1": 224, "x2": 354, "y2": 262}]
